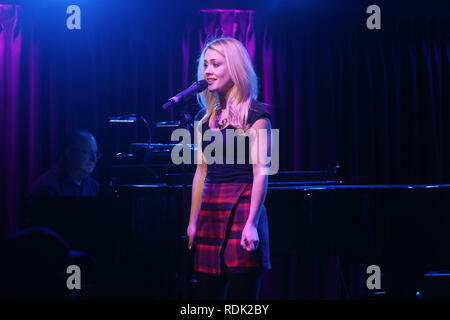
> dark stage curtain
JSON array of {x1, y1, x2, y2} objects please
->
[{"x1": 0, "y1": 2, "x2": 449, "y2": 298}]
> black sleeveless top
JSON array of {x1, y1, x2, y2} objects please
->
[{"x1": 201, "y1": 100, "x2": 271, "y2": 183}]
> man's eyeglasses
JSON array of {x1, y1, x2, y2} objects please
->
[{"x1": 73, "y1": 148, "x2": 102, "y2": 160}]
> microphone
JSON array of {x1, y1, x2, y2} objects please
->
[{"x1": 162, "y1": 80, "x2": 208, "y2": 109}]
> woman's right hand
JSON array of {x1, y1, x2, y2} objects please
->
[{"x1": 187, "y1": 223, "x2": 197, "y2": 250}]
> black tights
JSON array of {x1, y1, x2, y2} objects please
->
[{"x1": 195, "y1": 270, "x2": 262, "y2": 300}]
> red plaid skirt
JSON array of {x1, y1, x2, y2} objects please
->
[{"x1": 194, "y1": 182, "x2": 271, "y2": 276}]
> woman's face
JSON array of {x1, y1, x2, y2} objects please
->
[{"x1": 204, "y1": 49, "x2": 234, "y2": 94}]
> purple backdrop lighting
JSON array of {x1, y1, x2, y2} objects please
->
[{"x1": 0, "y1": 4, "x2": 22, "y2": 238}]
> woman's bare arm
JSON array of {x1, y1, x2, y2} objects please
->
[
  {"x1": 187, "y1": 122, "x2": 207, "y2": 249},
  {"x1": 241, "y1": 118, "x2": 272, "y2": 251}
]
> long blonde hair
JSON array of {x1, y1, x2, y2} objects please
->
[{"x1": 196, "y1": 38, "x2": 258, "y2": 130}]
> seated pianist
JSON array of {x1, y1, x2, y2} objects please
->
[
  {"x1": 20, "y1": 130, "x2": 102, "y2": 296},
  {"x1": 27, "y1": 129, "x2": 100, "y2": 203},
  {"x1": 23, "y1": 129, "x2": 104, "y2": 252}
]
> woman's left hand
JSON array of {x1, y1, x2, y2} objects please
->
[{"x1": 240, "y1": 224, "x2": 259, "y2": 251}]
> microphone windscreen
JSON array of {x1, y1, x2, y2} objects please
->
[{"x1": 195, "y1": 80, "x2": 208, "y2": 91}]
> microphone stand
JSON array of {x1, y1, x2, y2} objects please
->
[
  {"x1": 162, "y1": 82, "x2": 205, "y2": 299},
  {"x1": 170, "y1": 108, "x2": 194, "y2": 300}
]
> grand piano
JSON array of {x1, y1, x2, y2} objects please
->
[
  {"x1": 26, "y1": 160, "x2": 450, "y2": 299},
  {"x1": 99, "y1": 172, "x2": 450, "y2": 299}
]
